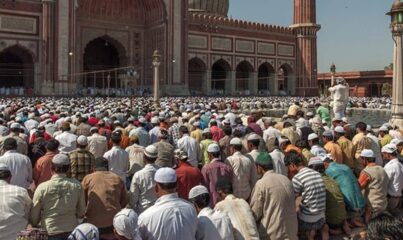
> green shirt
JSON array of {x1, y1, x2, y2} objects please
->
[
  {"x1": 200, "y1": 139, "x2": 216, "y2": 166},
  {"x1": 316, "y1": 106, "x2": 331, "y2": 125},
  {"x1": 322, "y1": 175, "x2": 346, "y2": 226},
  {"x1": 30, "y1": 174, "x2": 86, "y2": 235}
]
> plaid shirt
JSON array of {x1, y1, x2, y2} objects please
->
[
  {"x1": 68, "y1": 149, "x2": 95, "y2": 181},
  {"x1": 168, "y1": 123, "x2": 180, "y2": 148}
]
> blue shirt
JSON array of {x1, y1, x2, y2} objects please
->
[{"x1": 325, "y1": 162, "x2": 365, "y2": 210}]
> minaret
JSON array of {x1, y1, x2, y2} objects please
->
[{"x1": 292, "y1": 0, "x2": 321, "y2": 96}]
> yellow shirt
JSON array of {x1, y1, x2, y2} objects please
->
[
  {"x1": 337, "y1": 136, "x2": 354, "y2": 169},
  {"x1": 379, "y1": 134, "x2": 392, "y2": 148},
  {"x1": 30, "y1": 174, "x2": 86, "y2": 235},
  {"x1": 352, "y1": 132, "x2": 372, "y2": 172},
  {"x1": 287, "y1": 105, "x2": 300, "y2": 117},
  {"x1": 191, "y1": 129, "x2": 203, "y2": 143}
]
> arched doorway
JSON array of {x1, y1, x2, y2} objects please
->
[
  {"x1": 0, "y1": 45, "x2": 34, "y2": 90},
  {"x1": 368, "y1": 83, "x2": 379, "y2": 97},
  {"x1": 83, "y1": 36, "x2": 126, "y2": 89},
  {"x1": 278, "y1": 64, "x2": 294, "y2": 96},
  {"x1": 258, "y1": 63, "x2": 275, "y2": 95},
  {"x1": 211, "y1": 59, "x2": 230, "y2": 95},
  {"x1": 236, "y1": 61, "x2": 253, "y2": 94},
  {"x1": 188, "y1": 58, "x2": 206, "y2": 95}
]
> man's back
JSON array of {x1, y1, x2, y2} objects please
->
[
  {"x1": 87, "y1": 134, "x2": 108, "y2": 158},
  {"x1": 138, "y1": 193, "x2": 197, "y2": 240},
  {"x1": 104, "y1": 146, "x2": 129, "y2": 182},
  {"x1": 225, "y1": 151, "x2": 257, "y2": 200},
  {"x1": 176, "y1": 162, "x2": 202, "y2": 199},
  {"x1": 178, "y1": 135, "x2": 200, "y2": 167},
  {"x1": 325, "y1": 162, "x2": 365, "y2": 210},
  {"x1": 30, "y1": 175, "x2": 85, "y2": 235},
  {"x1": 196, "y1": 207, "x2": 234, "y2": 240},
  {"x1": 250, "y1": 171, "x2": 297, "y2": 240},
  {"x1": 0, "y1": 181, "x2": 32, "y2": 240},
  {"x1": 82, "y1": 171, "x2": 128, "y2": 228},
  {"x1": 202, "y1": 160, "x2": 234, "y2": 206},
  {"x1": 69, "y1": 149, "x2": 95, "y2": 181},
  {"x1": 55, "y1": 132, "x2": 77, "y2": 153},
  {"x1": 153, "y1": 141, "x2": 174, "y2": 168},
  {"x1": 215, "y1": 194, "x2": 259, "y2": 240},
  {"x1": 130, "y1": 164, "x2": 159, "y2": 213},
  {"x1": 0, "y1": 151, "x2": 32, "y2": 188}
]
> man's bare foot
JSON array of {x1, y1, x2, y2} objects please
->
[
  {"x1": 351, "y1": 218, "x2": 365, "y2": 228},
  {"x1": 343, "y1": 221, "x2": 352, "y2": 235},
  {"x1": 329, "y1": 228, "x2": 342, "y2": 235}
]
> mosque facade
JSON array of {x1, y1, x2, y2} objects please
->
[{"x1": 0, "y1": 0, "x2": 320, "y2": 96}]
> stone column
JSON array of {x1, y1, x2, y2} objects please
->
[
  {"x1": 228, "y1": 71, "x2": 236, "y2": 95},
  {"x1": 271, "y1": 74, "x2": 278, "y2": 96},
  {"x1": 205, "y1": 70, "x2": 212, "y2": 95},
  {"x1": 153, "y1": 50, "x2": 161, "y2": 107},
  {"x1": 391, "y1": 25, "x2": 403, "y2": 128},
  {"x1": 250, "y1": 72, "x2": 258, "y2": 95},
  {"x1": 292, "y1": 0, "x2": 320, "y2": 96}
]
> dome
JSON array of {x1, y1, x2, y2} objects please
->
[{"x1": 188, "y1": 0, "x2": 229, "y2": 17}]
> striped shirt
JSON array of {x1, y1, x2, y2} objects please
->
[{"x1": 292, "y1": 167, "x2": 326, "y2": 223}]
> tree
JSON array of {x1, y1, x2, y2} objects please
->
[{"x1": 384, "y1": 63, "x2": 393, "y2": 71}]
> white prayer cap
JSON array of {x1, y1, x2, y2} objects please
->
[
  {"x1": 154, "y1": 167, "x2": 177, "y2": 183},
  {"x1": 77, "y1": 135, "x2": 88, "y2": 146},
  {"x1": 144, "y1": 145, "x2": 158, "y2": 159},
  {"x1": 113, "y1": 209, "x2": 141, "y2": 240},
  {"x1": 361, "y1": 149, "x2": 374, "y2": 158},
  {"x1": 203, "y1": 128, "x2": 211, "y2": 134},
  {"x1": 151, "y1": 117, "x2": 160, "y2": 124},
  {"x1": 52, "y1": 154, "x2": 70, "y2": 165},
  {"x1": 342, "y1": 117, "x2": 348, "y2": 123},
  {"x1": 382, "y1": 144, "x2": 397, "y2": 154},
  {"x1": 174, "y1": 149, "x2": 188, "y2": 160},
  {"x1": 188, "y1": 185, "x2": 209, "y2": 199},
  {"x1": 10, "y1": 123, "x2": 21, "y2": 129},
  {"x1": 308, "y1": 156, "x2": 323, "y2": 167},
  {"x1": 229, "y1": 137, "x2": 242, "y2": 145},
  {"x1": 67, "y1": 223, "x2": 99, "y2": 240},
  {"x1": 391, "y1": 138, "x2": 403, "y2": 146},
  {"x1": 207, "y1": 143, "x2": 220, "y2": 153},
  {"x1": 308, "y1": 133, "x2": 319, "y2": 141},
  {"x1": 247, "y1": 133, "x2": 260, "y2": 141},
  {"x1": 334, "y1": 126, "x2": 345, "y2": 134},
  {"x1": 0, "y1": 163, "x2": 10, "y2": 171},
  {"x1": 193, "y1": 121, "x2": 200, "y2": 127},
  {"x1": 139, "y1": 117, "x2": 146, "y2": 123},
  {"x1": 279, "y1": 137, "x2": 290, "y2": 145},
  {"x1": 379, "y1": 126, "x2": 389, "y2": 132},
  {"x1": 306, "y1": 112, "x2": 314, "y2": 117},
  {"x1": 367, "y1": 125, "x2": 373, "y2": 132},
  {"x1": 322, "y1": 130, "x2": 333, "y2": 138},
  {"x1": 90, "y1": 127, "x2": 98, "y2": 132}
]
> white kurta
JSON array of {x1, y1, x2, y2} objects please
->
[
  {"x1": 138, "y1": 193, "x2": 198, "y2": 240},
  {"x1": 0, "y1": 180, "x2": 32, "y2": 240}
]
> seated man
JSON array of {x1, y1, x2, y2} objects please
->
[
  {"x1": 188, "y1": 185, "x2": 234, "y2": 240},
  {"x1": 214, "y1": 177, "x2": 260, "y2": 240}
]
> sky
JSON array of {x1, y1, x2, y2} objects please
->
[{"x1": 229, "y1": 0, "x2": 393, "y2": 73}]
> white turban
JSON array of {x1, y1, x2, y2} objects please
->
[
  {"x1": 113, "y1": 209, "x2": 142, "y2": 240},
  {"x1": 67, "y1": 223, "x2": 99, "y2": 240}
]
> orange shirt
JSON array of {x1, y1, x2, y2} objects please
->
[
  {"x1": 33, "y1": 152, "x2": 56, "y2": 186},
  {"x1": 284, "y1": 144, "x2": 302, "y2": 154},
  {"x1": 324, "y1": 141, "x2": 344, "y2": 164}
]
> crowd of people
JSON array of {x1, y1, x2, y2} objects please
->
[{"x1": 0, "y1": 96, "x2": 402, "y2": 240}]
